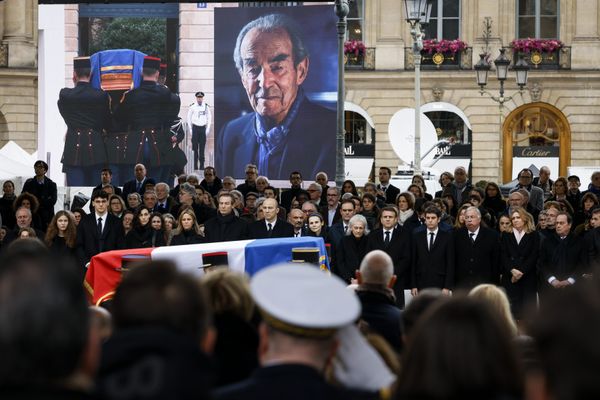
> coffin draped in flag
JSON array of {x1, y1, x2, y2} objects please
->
[
  {"x1": 90, "y1": 49, "x2": 146, "y2": 92},
  {"x1": 84, "y1": 237, "x2": 329, "y2": 306}
]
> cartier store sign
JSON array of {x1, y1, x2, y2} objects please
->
[{"x1": 513, "y1": 146, "x2": 559, "y2": 158}]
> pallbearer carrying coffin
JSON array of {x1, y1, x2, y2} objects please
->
[
  {"x1": 58, "y1": 56, "x2": 112, "y2": 186},
  {"x1": 113, "y1": 56, "x2": 181, "y2": 184}
]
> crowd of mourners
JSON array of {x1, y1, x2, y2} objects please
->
[{"x1": 1, "y1": 160, "x2": 600, "y2": 400}]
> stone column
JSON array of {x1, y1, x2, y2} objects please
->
[{"x1": 2, "y1": 0, "x2": 37, "y2": 68}]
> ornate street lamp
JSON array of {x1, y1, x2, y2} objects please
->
[
  {"x1": 404, "y1": 0, "x2": 432, "y2": 174},
  {"x1": 474, "y1": 48, "x2": 529, "y2": 105}
]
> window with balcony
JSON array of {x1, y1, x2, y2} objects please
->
[{"x1": 425, "y1": 0, "x2": 460, "y2": 41}]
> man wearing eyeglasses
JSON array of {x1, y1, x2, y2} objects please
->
[
  {"x1": 509, "y1": 168, "x2": 544, "y2": 212},
  {"x1": 199, "y1": 166, "x2": 223, "y2": 198}
]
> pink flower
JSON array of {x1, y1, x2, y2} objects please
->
[
  {"x1": 422, "y1": 39, "x2": 467, "y2": 55},
  {"x1": 511, "y1": 38, "x2": 563, "y2": 53},
  {"x1": 344, "y1": 40, "x2": 366, "y2": 56}
]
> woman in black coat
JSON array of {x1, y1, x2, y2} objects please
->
[
  {"x1": 125, "y1": 206, "x2": 165, "y2": 248},
  {"x1": 500, "y1": 207, "x2": 539, "y2": 319},
  {"x1": 333, "y1": 214, "x2": 370, "y2": 283},
  {"x1": 170, "y1": 207, "x2": 207, "y2": 246}
]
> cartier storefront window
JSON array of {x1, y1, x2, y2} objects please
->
[{"x1": 503, "y1": 103, "x2": 571, "y2": 182}]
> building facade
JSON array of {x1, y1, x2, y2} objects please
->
[
  {"x1": 32, "y1": 1, "x2": 600, "y2": 185},
  {"x1": 347, "y1": 0, "x2": 600, "y2": 184}
]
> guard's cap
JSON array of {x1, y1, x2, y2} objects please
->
[
  {"x1": 251, "y1": 263, "x2": 360, "y2": 338},
  {"x1": 159, "y1": 63, "x2": 167, "y2": 76},
  {"x1": 143, "y1": 56, "x2": 161, "y2": 70},
  {"x1": 202, "y1": 251, "x2": 228, "y2": 269},
  {"x1": 73, "y1": 56, "x2": 91, "y2": 69},
  {"x1": 291, "y1": 247, "x2": 320, "y2": 265},
  {"x1": 245, "y1": 191, "x2": 259, "y2": 200},
  {"x1": 195, "y1": 91, "x2": 205, "y2": 98},
  {"x1": 120, "y1": 254, "x2": 152, "y2": 271}
]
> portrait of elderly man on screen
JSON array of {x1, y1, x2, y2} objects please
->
[{"x1": 216, "y1": 13, "x2": 336, "y2": 180}]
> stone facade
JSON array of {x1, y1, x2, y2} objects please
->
[
  {"x1": 0, "y1": 0, "x2": 38, "y2": 152},
  {"x1": 353, "y1": 0, "x2": 600, "y2": 183}
]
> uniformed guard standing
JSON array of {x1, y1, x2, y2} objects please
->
[
  {"x1": 113, "y1": 56, "x2": 181, "y2": 184},
  {"x1": 186, "y1": 91, "x2": 212, "y2": 170},
  {"x1": 58, "y1": 56, "x2": 112, "y2": 186}
]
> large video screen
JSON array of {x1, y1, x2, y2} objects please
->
[{"x1": 214, "y1": 5, "x2": 338, "y2": 180}]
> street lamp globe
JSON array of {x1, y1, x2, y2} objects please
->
[
  {"x1": 474, "y1": 53, "x2": 491, "y2": 89},
  {"x1": 494, "y1": 48, "x2": 511, "y2": 81},
  {"x1": 404, "y1": 0, "x2": 429, "y2": 24},
  {"x1": 513, "y1": 57, "x2": 530, "y2": 90}
]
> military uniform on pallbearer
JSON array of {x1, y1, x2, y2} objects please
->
[
  {"x1": 58, "y1": 56, "x2": 112, "y2": 186},
  {"x1": 113, "y1": 56, "x2": 181, "y2": 183}
]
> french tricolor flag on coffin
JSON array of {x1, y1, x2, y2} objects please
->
[{"x1": 84, "y1": 237, "x2": 329, "y2": 306}]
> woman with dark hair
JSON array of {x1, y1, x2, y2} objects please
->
[
  {"x1": 498, "y1": 214, "x2": 512, "y2": 233},
  {"x1": 482, "y1": 181, "x2": 506, "y2": 217},
  {"x1": 441, "y1": 189, "x2": 458, "y2": 218},
  {"x1": 125, "y1": 206, "x2": 164, "y2": 248},
  {"x1": 574, "y1": 192, "x2": 598, "y2": 228},
  {"x1": 411, "y1": 174, "x2": 433, "y2": 201},
  {"x1": 407, "y1": 184, "x2": 425, "y2": 201},
  {"x1": 435, "y1": 171, "x2": 454, "y2": 198},
  {"x1": 71, "y1": 208, "x2": 86, "y2": 227},
  {"x1": 150, "y1": 212, "x2": 168, "y2": 247},
  {"x1": 432, "y1": 198, "x2": 454, "y2": 226},
  {"x1": 547, "y1": 177, "x2": 568, "y2": 203},
  {"x1": 333, "y1": 214, "x2": 369, "y2": 283},
  {"x1": 170, "y1": 207, "x2": 206, "y2": 246},
  {"x1": 306, "y1": 212, "x2": 329, "y2": 243},
  {"x1": 44, "y1": 210, "x2": 77, "y2": 259},
  {"x1": 360, "y1": 193, "x2": 379, "y2": 230},
  {"x1": 396, "y1": 192, "x2": 420, "y2": 233},
  {"x1": 500, "y1": 207, "x2": 539, "y2": 320},
  {"x1": 13, "y1": 192, "x2": 43, "y2": 230},
  {"x1": 342, "y1": 180, "x2": 359, "y2": 196},
  {"x1": 395, "y1": 297, "x2": 523, "y2": 400}
]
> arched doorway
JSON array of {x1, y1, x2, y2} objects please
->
[{"x1": 502, "y1": 102, "x2": 571, "y2": 182}]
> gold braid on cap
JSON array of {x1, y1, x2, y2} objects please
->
[{"x1": 260, "y1": 309, "x2": 337, "y2": 339}]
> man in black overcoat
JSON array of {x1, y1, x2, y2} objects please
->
[
  {"x1": 453, "y1": 206, "x2": 500, "y2": 290},
  {"x1": 248, "y1": 198, "x2": 294, "y2": 239},
  {"x1": 204, "y1": 193, "x2": 248, "y2": 242}
]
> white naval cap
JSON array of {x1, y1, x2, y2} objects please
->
[{"x1": 250, "y1": 263, "x2": 361, "y2": 338}]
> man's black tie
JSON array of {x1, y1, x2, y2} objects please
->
[
  {"x1": 97, "y1": 217, "x2": 103, "y2": 235},
  {"x1": 136, "y1": 181, "x2": 141, "y2": 192},
  {"x1": 429, "y1": 232, "x2": 434, "y2": 250},
  {"x1": 469, "y1": 232, "x2": 475, "y2": 244},
  {"x1": 384, "y1": 231, "x2": 391, "y2": 245},
  {"x1": 344, "y1": 225, "x2": 348, "y2": 234},
  {"x1": 267, "y1": 223, "x2": 273, "y2": 237}
]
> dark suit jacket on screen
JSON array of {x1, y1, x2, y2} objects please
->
[{"x1": 216, "y1": 98, "x2": 335, "y2": 179}]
